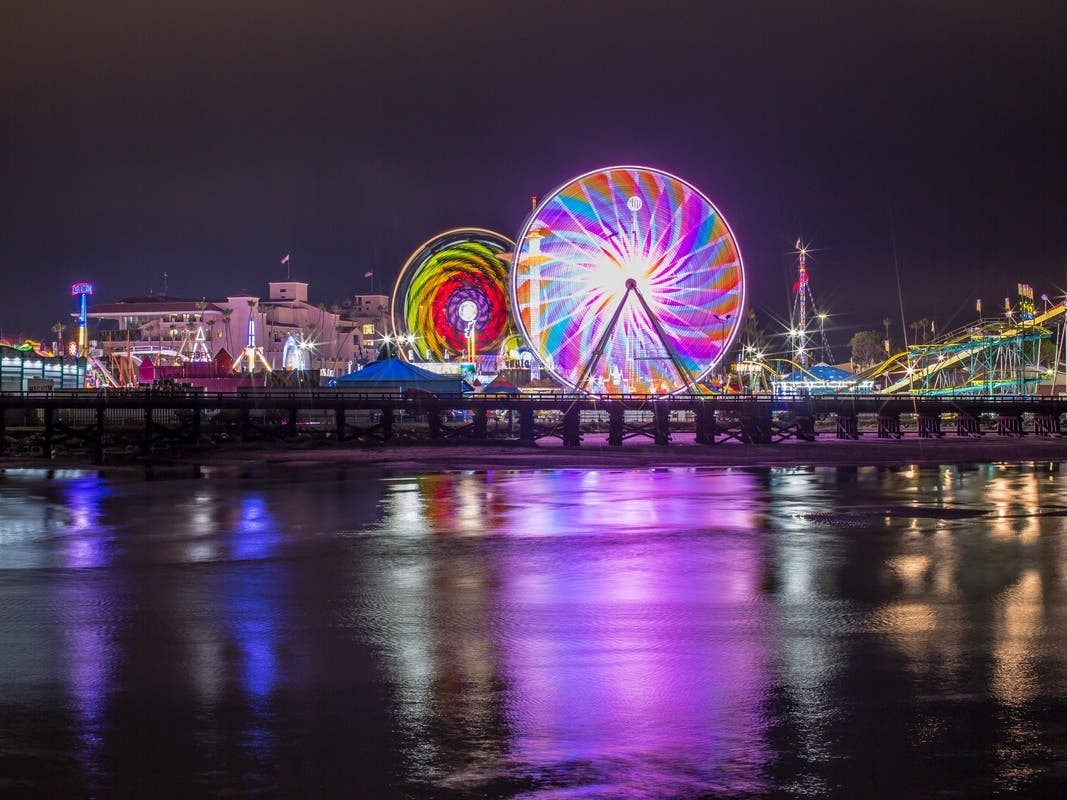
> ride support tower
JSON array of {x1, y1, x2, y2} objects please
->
[{"x1": 790, "y1": 240, "x2": 832, "y2": 368}]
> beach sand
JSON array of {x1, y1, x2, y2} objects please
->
[{"x1": 5, "y1": 433, "x2": 1065, "y2": 476}]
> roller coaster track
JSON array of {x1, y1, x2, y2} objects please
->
[{"x1": 873, "y1": 303, "x2": 1065, "y2": 394}]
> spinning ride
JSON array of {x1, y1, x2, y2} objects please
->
[
  {"x1": 510, "y1": 166, "x2": 744, "y2": 394},
  {"x1": 391, "y1": 228, "x2": 513, "y2": 362}
]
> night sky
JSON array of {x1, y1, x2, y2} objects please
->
[{"x1": 4, "y1": 1, "x2": 1065, "y2": 348}]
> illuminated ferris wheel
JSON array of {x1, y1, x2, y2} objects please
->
[
  {"x1": 391, "y1": 228, "x2": 514, "y2": 362},
  {"x1": 509, "y1": 166, "x2": 745, "y2": 394}
]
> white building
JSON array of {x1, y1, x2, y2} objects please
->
[
  {"x1": 87, "y1": 281, "x2": 373, "y2": 380},
  {"x1": 340, "y1": 293, "x2": 390, "y2": 362}
]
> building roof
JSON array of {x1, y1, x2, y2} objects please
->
[
  {"x1": 480, "y1": 374, "x2": 521, "y2": 394},
  {"x1": 89, "y1": 299, "x2": 227, "y2": 315}
]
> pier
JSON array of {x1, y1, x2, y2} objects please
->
[{"x1": 2, "y1": 389, "x2": 1065, "y2": 463}]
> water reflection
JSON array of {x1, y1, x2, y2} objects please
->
[{"x1": 1, "y1": 463, "x2": 1067, "y2": 796}]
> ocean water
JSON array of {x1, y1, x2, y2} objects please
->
[{"x1": 1, "y1": 462, "x2": 1066, "y2": 797}]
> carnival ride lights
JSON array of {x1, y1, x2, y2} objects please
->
[
  {"x1": 71, "y1": 282, "x2": 93, "y2": 356},
  {"x1": 510, "y1": 166, "x2": 744, "y2": 394},
  {"x1": 867, "y1": 298, "x2": 1067, "y2": 395},
  {"x1": 232, "y1": 305, "x2": 271, "y2": 373},
  {"x1": 789, "y1": 242, "x2": 833, "y2": 368},
  {"x1": 391, "y1": 228, "x2": 513, "y2": 362},
  {"x1": 282, "y1": 334, "x2": 308, "y2": 371}
]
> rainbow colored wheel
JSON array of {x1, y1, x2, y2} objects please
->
[
  {"x1": 510, "y1": 166, "x2": 744, "y2": 394},
  {"x1": 391, "y1": 228, "x2": 514, "y2": 361}
]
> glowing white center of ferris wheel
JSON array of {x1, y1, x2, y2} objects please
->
[
  {"x1": 589, "y1": 223, "x2": 653, "y2": 299},
  {"x1": 458, "y1": 300, "x2": 478, "y2": 323},
  {"x1": 627, "y1": 196, "x2": 643, "y2": 211}
]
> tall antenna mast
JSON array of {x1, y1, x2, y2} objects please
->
[{"x1": 794, "y1": 239, "x2": 810, "y2": 368}]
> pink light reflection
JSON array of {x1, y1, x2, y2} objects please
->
[{"x1": 492, "y1": 470, "x2": 771, "y2": 796}]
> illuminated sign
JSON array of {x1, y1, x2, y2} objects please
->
[{"x1": 71, "y1": 282, "x2": 94, "y2": 296}]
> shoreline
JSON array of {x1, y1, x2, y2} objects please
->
[{"x1": 3, "y1": 434, "x2": 1067, "y2": 476}]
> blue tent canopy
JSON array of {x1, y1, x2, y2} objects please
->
[
  {"x1": 780, "y1": 363, "x2": 856, "y2": 383},
  {"x1": 774, "y1": 362, "x2": 873, "y2": 394},
  {"x1": 329, "y1": 358, "x2": 470, "y2": 394}
]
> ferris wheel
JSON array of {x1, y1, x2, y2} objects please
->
[
  {"x1": 509, "y1": 166, "x2": 745, "y2": 394},
  {"x1": 391, "y1": 228, "x2": 514, "y2": 362}
]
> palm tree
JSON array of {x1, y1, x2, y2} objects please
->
[
  {"x1": 51, "y1": 321, "x2": 65, "y2": 355},
  {"x1": 909, "y1": 319, "x2": 931, "y2": 345},
  {"x1": 221, "y1": 308, "x2": 233, "y2": 356}
]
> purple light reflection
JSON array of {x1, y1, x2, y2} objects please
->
[
  {"x1": 499, "y1": 530, "x2": 772, "y2": 796},
  {"x1": 375, "y1": 468, "x2": 772, "y2": 797},
  {"x1": 224, "y1": 494, "x2": 282, "y2": 762},
  {"x1": 404, "y1": 468, "x2": 758, "y2": 538},
  {"x1": 61, "y1": 477, "x2": 113, "y2": 569},
  {"x1": 58, "y1": 578, "x2": 114, "y2": 786}
]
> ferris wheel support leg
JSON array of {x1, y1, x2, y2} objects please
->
[
  {"x1": 575, "y1": 286, "x2": 634, "y2": 392},
  {"x1": 629, "y1": 284, "x2": 699, "y2": 391}
]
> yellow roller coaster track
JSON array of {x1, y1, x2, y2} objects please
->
[{"x1": 866, "y1": 303, "x2": 1065, "y2": 394}]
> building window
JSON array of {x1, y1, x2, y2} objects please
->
[{"x1": 362, "y1": 324, "x2": 375, "y2": 335}]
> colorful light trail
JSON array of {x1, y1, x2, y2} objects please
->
[{"x1": 510, "y1": 166, "x2": 744, "y2": 394}]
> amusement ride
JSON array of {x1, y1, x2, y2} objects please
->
[{"x1": 13, "y1": 165, "x2": 1067, "y2": 400}]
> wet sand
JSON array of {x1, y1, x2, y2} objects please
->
[{"x1": 5, "y1": 433, "x2": 1066, "y2": 476}]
